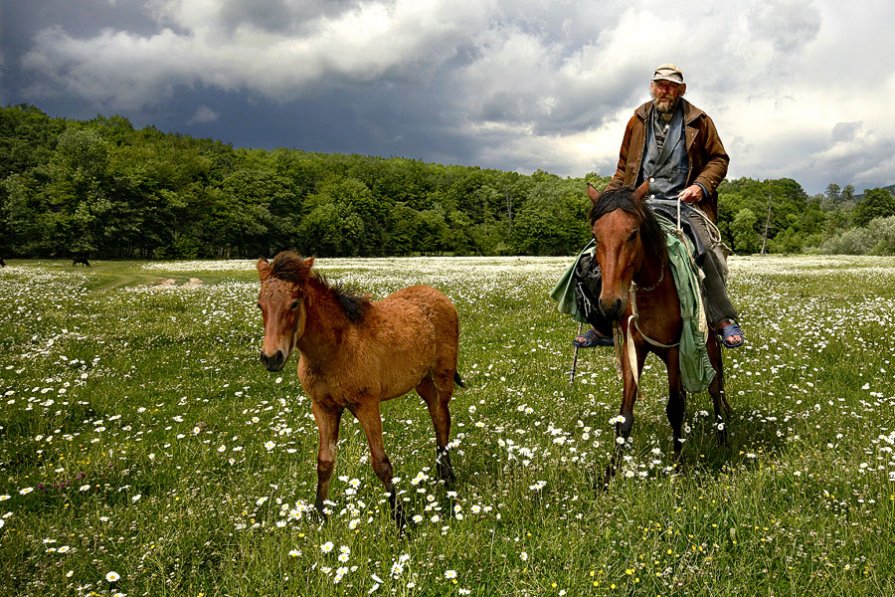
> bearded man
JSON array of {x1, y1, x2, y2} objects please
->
[{"x1": 575, "y1": 63, "x2": 744, "y2": 349}]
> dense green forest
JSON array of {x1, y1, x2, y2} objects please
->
[{"x1": 2, "y1": 104, "x2": 894, "y2": 258}]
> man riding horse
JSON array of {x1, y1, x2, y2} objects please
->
[{"x1": 575, "y1": 63, "x2": 745, "y2": 350}]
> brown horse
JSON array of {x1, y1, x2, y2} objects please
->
[
  {"x1": 587, "y1": 183, "x2": 729, "y2": 487},
  {"x1": 256, "y1": 251, "x2": 462, "y2": 527}
]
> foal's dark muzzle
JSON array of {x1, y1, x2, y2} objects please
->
[{"x1": 260, "y1": 350, "x2": 286, "y2": 372}]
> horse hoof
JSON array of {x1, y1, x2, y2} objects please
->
[
  {"x1": 311, "y1": 508, "x2": 328, "y2": 525},
  {"x1": 439, "y1": 468, "x2": 457, "y2": 491},
  {"x1": 597, "y1": 470, "x2": 613, "y2": 493}
]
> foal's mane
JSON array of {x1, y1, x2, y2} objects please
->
[
  {"x1": 588, "y1": 188, "x2": 668, "y2": 266},
  {"x1": 269, "y1": 251, "x2": 371, "y2": 323}
]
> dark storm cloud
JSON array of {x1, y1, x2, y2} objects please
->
[{"x1": 2, "y1": 0, "x2": 894, "y2": 193}]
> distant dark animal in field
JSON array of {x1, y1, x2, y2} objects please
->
[
  {"x1": 256, "y1": 251, "x2": 462, "y2": 529},
  {"x1": 0, "y1": 258, "x2": 5, "y2": 267},
  {"x1": 587, "y1": 182, "x2": 729, "y2": 488},
  {"x1": 72, "y1": 254, "x2": 91, "y2": 267}
]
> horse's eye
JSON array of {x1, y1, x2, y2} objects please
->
[
  {"x1": 290, "y1": 300, "x2": 300, "y2": 310},
  {"x1": 256, "y1": 302, "x2": 262, "y2": 310},
  {"x1": 627, "y1": 229, "x2": 639, "y2": 242}
]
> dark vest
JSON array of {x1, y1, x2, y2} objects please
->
[{"x1": 638, "y1": 105, "x2": 688, "y2": 200}]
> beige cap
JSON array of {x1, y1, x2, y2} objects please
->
[{"x1": 652, "y1": 63, "x2": 684, "y2": 84}]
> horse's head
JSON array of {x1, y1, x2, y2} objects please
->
[
  {"x1": 586, "y1": 182, "x2": 653, "y2": 321},
  {"x1": 256, "y1": 251, "x2": 315, "y2": 372}
]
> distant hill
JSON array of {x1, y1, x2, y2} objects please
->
[{"x1": 855, "y1": 185, "x2": 895, "y2": 201}]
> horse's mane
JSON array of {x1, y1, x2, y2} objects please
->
[
  {"x1": 269, "y1": 251, "x2": 371, "y2": 323},
  {"x1": 588, "y1": 188, "x2": 668, "y2": 266}
]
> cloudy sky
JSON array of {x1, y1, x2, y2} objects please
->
[{"x1": 2, "y1": 0, "x2": 893, "y2": 194}]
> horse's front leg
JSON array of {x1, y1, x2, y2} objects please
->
[
  {"x1": 663, "y1": 347, "x2": 687, "y2": 467},
  {"x1": 350, "y1": 400, "x2": 407, "y2": 530},
  {"x1": 603, "y1": 341, "x2": 646, "y2": 489},
  {"x1": 311, "y1": 401, "x2": 343, "y2": 520}
]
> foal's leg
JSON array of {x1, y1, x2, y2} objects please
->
[
  {"x1": 604, "y1": 343, "x2": 647, "y2": 489},
  {"x1": 663, "y1": 347, "x2": 687, "y2": 466},
  {"x1": 350, "y1": 400, "x2": 406, "y2": 529},
  {"x1": 311, "y1": 401, "x2": 343, "y2": 518},
  {"x1": 417, "y1": 373, "x2": 456, "y2": 489},
  {"x1": 706, "y1": 333, "x2": 729, "y2": 446}
]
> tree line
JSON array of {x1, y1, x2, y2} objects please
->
[{"x1": 2, "y1": 104, "x2": 894, "y2": 259}]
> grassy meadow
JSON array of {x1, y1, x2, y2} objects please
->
[{"x1": 1, "y1": 255, "x2": 893, "y2": 596}]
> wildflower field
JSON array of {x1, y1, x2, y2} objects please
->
[{"x1": 1, "y1": 255, "x2": 893, "y2": 596}]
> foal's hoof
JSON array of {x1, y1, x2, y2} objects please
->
[
  {"x1": 436, "y1": 451, "x2": 457, "y2": 490},
  {"x1": 393, "y1": 504, "x2": 408, "y2": 533}
]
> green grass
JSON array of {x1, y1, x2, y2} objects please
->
[{"x1": 1, "y1": 255, "x2": 894, "y2": 596}]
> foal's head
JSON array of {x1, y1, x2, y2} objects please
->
[
  {"x1": 587, "y1": 182, "x2": 666, "y2": 321},
  {"x1": 256, "y1": 251, "x2": 316, "y2": 372},
  {"x1": 256, "y1": 251, "x2": 371, "y2": 371}
]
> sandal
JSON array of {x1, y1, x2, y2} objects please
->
[
  {"x1": 718, "y1": 321, "x2": 745, "y2": 348},
  {"x1": 574, "y1": 328, "x2": 614, "y2": 348}
]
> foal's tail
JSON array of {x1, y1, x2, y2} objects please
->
[{"x1": 454, "y1": 371, "x2": 466, "y2": 388}]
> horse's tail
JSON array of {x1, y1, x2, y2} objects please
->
[{"x1": 454, "y1": 371, "x2": 466, "y2": 388}]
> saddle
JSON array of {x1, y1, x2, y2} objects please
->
[{"x1": 644, "y1": 199, "x2": 707, "y2": 263}]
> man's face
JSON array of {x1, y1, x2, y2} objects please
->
[{"x1": 650, "y1": 80, "x2": 685, "y2": 114}]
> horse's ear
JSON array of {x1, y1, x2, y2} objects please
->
[
  {"x1": 257, "y1": 257, "x2": 271, "y2": 281},
  {"x1": 587, "y1": 183, "x2": 600, "y2": 205},
  {"x1": 294, "y1": 256, "x2": 314, "y2": 285},
  {"x1": 632, "y1": 181, "x2": 650, "y2": 203}
]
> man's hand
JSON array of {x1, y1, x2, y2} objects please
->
[{"x1": 677, "y1": 184, "x2": 703, "y2": 204}]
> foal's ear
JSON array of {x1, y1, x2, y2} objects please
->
[
  {"x1": 304, "y1": 256, "x2": 315, "y2": 270},
  {"x1": 632, "y1": 181, "x2": 650, "y2": 203},
  {"x1": 256, "y1": 257, "x2": 271, "y2": 281},
  {"x1": 587, "y1": 183, "x2": 600, "y2": 205}
]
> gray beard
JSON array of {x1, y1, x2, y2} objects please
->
[{"x1": 654, "y1": 98, "x2": 679, "y2": 115}]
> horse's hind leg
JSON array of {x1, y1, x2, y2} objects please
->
[
  {"x1": 706, "y1": 334, "x2": 729, "y2": 446},
  {"x1": 417, "y1": 374, "x2": 456, "y2": 489},
  {"x1": 311, "y1": 402, "x2": 343, "y2": 519},
  {"x1": 350, "y1": 400, "x2": 406, "y2": 530}
]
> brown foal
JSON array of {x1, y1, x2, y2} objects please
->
[{"x1": 256, "y1": 251, "x2": 462, "y2": 528}]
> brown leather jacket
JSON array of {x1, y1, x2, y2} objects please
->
[{"x1": 604, "y1": 98, "x2": 729, "y2": 223}]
